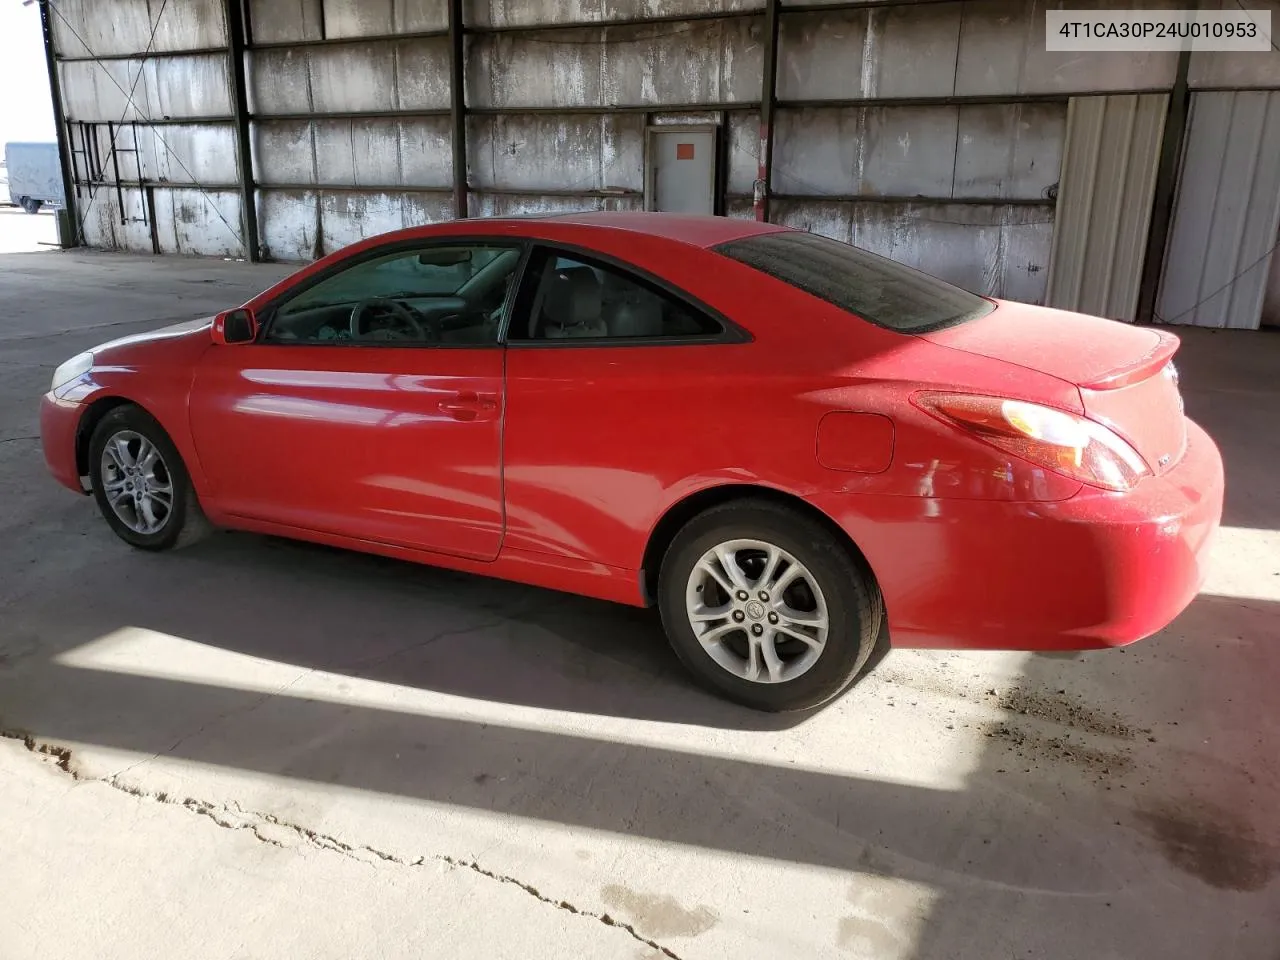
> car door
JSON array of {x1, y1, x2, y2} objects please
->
[
  {"x1": 499, "y1": 244, "x2": 750, "y2": 568},
  {"x1": 189, "y1": 239, "x2": 525, "y2": 561}
]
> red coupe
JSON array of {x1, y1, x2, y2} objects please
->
[{"x1": 40, "y1": 213, "x2": 1223, "y2": 711}]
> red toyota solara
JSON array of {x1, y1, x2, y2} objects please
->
[{"x1": 40, "y1": 212, "x2": 1223, "y2": 711}]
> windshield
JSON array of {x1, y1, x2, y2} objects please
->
[
  {"x1": 283, "y1": 247, "x2": 507, "y2": 313},
  {"x1": 714, "y1": 231, "x2": 995, "y2": 333}
]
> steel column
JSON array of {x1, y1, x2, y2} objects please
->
[
  {"x1": 755, "y1": 0, "x2": 780, "y2": 222},
  {"x1": 38, "y1": 0, "x2": 80, "y2": 246},
  {"x1": 448, "y1": 0, "x2": 468, "y2": 219},
  {"x1": 1136, "y1": 47, "x2": 1192, "y2": 325},
  {"x1": 225, "y1": 0, "x2": 261, "y2": 261}
]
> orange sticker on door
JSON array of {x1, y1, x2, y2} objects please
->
[{"x1": 676, "y1": 143, "x2": 695, "y2": 160}]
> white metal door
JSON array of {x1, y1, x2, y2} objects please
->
[
  {"x1": 1158, "y1": 90, "x2": 1280, "y2": 329},
  {"x1": 1045, "y1": 94, "x2": 1167, "y2": 322},
  {"x1": 646, "y1": 127, "x2": 716, "y2": 214}
]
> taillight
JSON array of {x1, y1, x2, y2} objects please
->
[{"x1": 913, "y1": 392, "x2": 1150, "y2": 492}]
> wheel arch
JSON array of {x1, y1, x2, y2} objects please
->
[
  {"x1": 639, "y1": 483, "x2": 878, "y2": 607},
  {"x1": 75, "y1": 396, "x2": 149, "y2": 479}
]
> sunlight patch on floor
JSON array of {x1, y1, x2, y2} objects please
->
[
  {"x1": 54, "y1": 626, "x2": 985, "y2": 790},
  {"x1": 1201, "y1": 526, "x2": 1280, "y2": 602}
]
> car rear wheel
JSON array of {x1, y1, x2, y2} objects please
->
[
  {"x1": 657, "y1": 500, "x2": 882, "y2": 712},
  {"x1": 19, "y1": 197, "x2": 42, "y2": 215},
  {"x1": 88, "y1": 405, "x2": 210, "y2": 551}
]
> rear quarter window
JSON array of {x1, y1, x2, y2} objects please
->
[{"x1": 715, "y1": 231, "x2": 995, "y2": 333}]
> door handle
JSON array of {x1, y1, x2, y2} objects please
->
[{"x1": 439, "y1": 392, "x2": 498, "y2": 421}]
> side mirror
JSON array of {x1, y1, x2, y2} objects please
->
[{"x1": 212, "y1": 308, "x2": 257, "y2": 345}]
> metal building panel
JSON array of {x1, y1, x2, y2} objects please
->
[
  {"x1": 399, "y1": 118, "x2": 458, "y2": 188},
  {"x1": 1045, "y1": 93, "x2": 1167, "y2": 322},
  {"x1": 467, "y1": 18, "x2": 761, "y2": 109},
  {"x1": 955, "y1": 1, "x2": 1178, "y2": 97},
  {"x1": 75, "y1": 186, "x2": 245, "y2": 257},
  {"x1": 1158, "y1": 90, "x2": 1280, "y2": 329},
  {"x1": 467, "y1": 193, "x2": 641, "y2": 218},
  {"x1": 1190, "y1": 48, "x2": 1280, "y2": 90},
  {"x1": 314, "y1": 120, "x2": 413, "y2": 186},
  {"x1": 324, "y1": 0, "x2": 449, "y2": 37},
  {"x1": 249, "y1": 0, "x2": 324, "y2": 44},
  {"x1": 260, "y1": 190, "x2": 321, "y2": 261},
  {"x1": 134, "y1": 124, "x2": 240, "y2": 185},
  {"x1": 953, "y1": 102, "x2": 1066, "y2": 201},
  {"x1": 262, "y1": 189, "x2": 454, "y2": 262},
  {"x1": 770, "y1": 199, "x2": 1055, "y2": 303},
  {"x1": 161, "y1": 188, "x2": 246, "y2": 257},
  {"x1": 58, "y1": 55, "x2": 232, "y2": 121},
  {"x1": 469, "y1": 1, "x2": 764, "y2": 29},
  {"x1": 468, "y1": 114, "x2": 643, "y2": 192},
  {"x1": 772, "y1": 106, "x2": 958, "y2": 197},
  {"x1": 771, "y1": 102, "x2": 1063, "y2": 201},
  {"x1": 248, "y1": 50, "x2": 314, "y2": 115},
  {"x1": 253, "y1": 121, "x2": 317, "y2": 184},
  {"x1": 319, "y1": 192, "x2": 413, "y2": 251},
  {"x1": 391, "y1": 38, "x2": 454, "y2": 109},
  {"x1": 726, "y1": 111, "x2": 761, "y2": 196},
  {"x1": 50, "y1": 0, "x2": 225, "y2": 57},
  {"x1": 149, "y1": 56, "x2": 235, "y2": 117},
  {"x1": 250, "y1": 40, "x2": 451, "y2": 116},
  {"x1": 1190, "y1": 0, "x2": 1280, "y2": 89},
  {"x1": 777, "y1": 5, "x2": 962, "y2": 101},
  {"x1": 306, "y1": 43, "x2": 402, "y2": 113}
]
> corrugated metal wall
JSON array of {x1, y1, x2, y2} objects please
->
[
  {"x1": 53, "y1": 0, "x2": 246, "y2": 257},
  {"x1": 1045, "y1": 94, "x2": 1167, "y2": 322},
  {"x1": 1157, "y1": 90, "x2": 1280, "y2": 330},
  {"x1": 42, "y1": 0, "x2": 1280, "y2": 317}
]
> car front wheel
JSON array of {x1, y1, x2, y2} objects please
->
[
  {"x1": 657, "y1": 500, "x2": 882, "y2": 712},
  {"x1": 88, "y1": 405, "x2": 210, "y2": 550}
]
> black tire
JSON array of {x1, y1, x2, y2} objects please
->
[
  {"x1": 20, "y1": 197, "x2": 42, "y2": 215},
  {"x1": 88, "y1": 405, "x2": 211, "y2": 551},
  {"x1": 657, "y1": 500, "x2": 882, "y2": 712}
]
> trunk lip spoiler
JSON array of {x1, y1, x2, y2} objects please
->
[{"x1": 1079, "y1": 330, "x2": 1181, "y2": 391}]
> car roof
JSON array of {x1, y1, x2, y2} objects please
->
[{"x1": 498, "y1": 211, "x2": 793, "y2": 249}]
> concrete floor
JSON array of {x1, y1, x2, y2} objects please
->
[{"x1": 1, "y1": 245, "x2": 1278, "y2": 960}]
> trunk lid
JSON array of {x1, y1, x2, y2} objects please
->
[{"x1": 923, "y1": 301, "x2": 1187, "y2": 475}]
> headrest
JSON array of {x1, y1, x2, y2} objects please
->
[{"x1": 544, "y1": 266, "x2": 602, "y2": 328}]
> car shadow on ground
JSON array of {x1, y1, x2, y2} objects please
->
[
  {"x1": 4, "y1": 522, "x2": 896, "y2": 732},
  {"x1": 2, "y1": 544, "x2": 1277, "y2": 957}
]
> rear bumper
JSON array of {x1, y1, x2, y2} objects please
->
[
  {"x1": 40, "y1": 392, "x2": 87, "y2": 494},
  {"x1": 824, "y1": 418, "x2": 1224, "y2": 650}
]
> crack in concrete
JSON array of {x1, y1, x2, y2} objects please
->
[
  {"x1": 0, "y1": 436, "x2": 40, "y2": 445},
  {"x1": 437, "y1": 854, "x2": 683, "y2": 959},
  {"x1": 1, "y1": 729, "x2": 685, "y2": 960},
  {"x1": 104, "y1": 665, "x2": 323, "y2": 783},
  {"x1": 341, "y1": 615, "x2": 518, "y2": 675}
]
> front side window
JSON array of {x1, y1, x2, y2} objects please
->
[
  {"x1": 265, "y1": 242, "x2": 524, "y2": 346},
  {"x1": 715, "y1": 231, "x2": 995, "y2": 333},
  {"x1": 508, "y1": 249, "x2": 723, "y2": 342}
]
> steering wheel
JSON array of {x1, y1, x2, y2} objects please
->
[{"x1": 349, "y1": 298, "x2": 438, "y2": 342}]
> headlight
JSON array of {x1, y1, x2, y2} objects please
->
[{"x1": 51, "y1": 352, "x2": 93, "y2": 392}]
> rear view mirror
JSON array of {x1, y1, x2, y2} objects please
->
[
  {"x1": 418, "y1": 249, "x2": 473, "y2": 267},
  {"x1": 212, "y1": 308, "x2": 257, "y2": 345}
]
